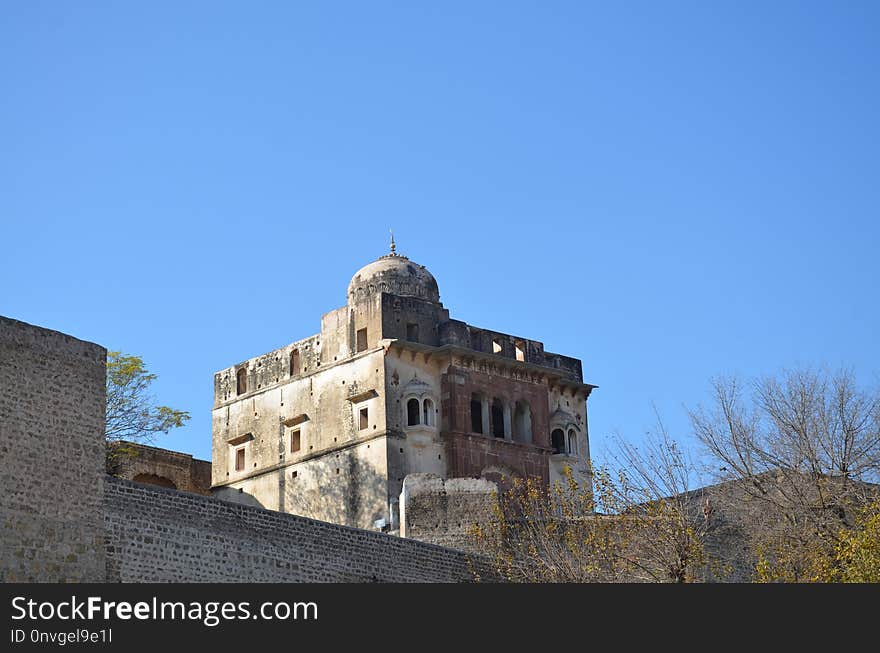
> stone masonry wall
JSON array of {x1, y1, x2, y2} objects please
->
[
  {"x1": 106, "y1": 477, "x2": 489, "y2": 582},
  {"x1": 0, "y1": 316, "x2": 106, "y2": 582},
  {"x1": 111, "y1": 441, "x2": 212, "y2": 495},
  {"x1": 399, "y1": 474, "x2": 498, "y2": 553},
  {"x1": 0, "y1": 315, "x2": 495, "y2": 583}
]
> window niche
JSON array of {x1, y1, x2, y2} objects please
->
[
  {"x1": 406, "y1": 323, "x2": 419, "y2": 343},
  {"x1": 423, "y1": 398, "x2": 435, "y2": 427},
  {"x1": 491, "y1": 398, "x2": 505, "y2": 438},
  {"x1": 551, "y1": 428, "x2": 566, "y2": 454},
  {"x1": 513, "y1": 400, "x2": 532, "y2": 443},
  {"x1": 407, "y1": 398, "x2": 421, "y2": 426},
  {"x1": 470, "y1": 394, "x2": 484, "y2": 434}
]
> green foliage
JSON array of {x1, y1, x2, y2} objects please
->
[{"x1": 105, "y1": 351, "x2": 189, "y2": 473}]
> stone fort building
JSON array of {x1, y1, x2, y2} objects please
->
[{"x1": 211, "y1": 239, "x2": 596, "y2": 530}]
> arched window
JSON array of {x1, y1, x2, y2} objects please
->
[
  {"x1": 551, "y1": 429, "x2": 566, "y2": 454},
  {"x1": 491, "y1": 398, "x2": 505, "y2": 438},
  {"x1": 513, "y1": 401, "x2": 532, "y2": 443},
  {"x1": 423, "y1": 398, "x2": 435, "y2": 427},
  {"x1": 407, "y1": 398, "x2": 421, "y2": 426},
  {"x1": 567, "y1": 429, "x2": 578, "y2": 455},
  {"x1": 290, "y1": 349, "x2": 300, "y2": 376},
  {"x1": 470, "y1": 394, "x2": 484, "y2": 434},
  {"x1": 236, "y1": 368, "x2": 247, "y2": 395}
]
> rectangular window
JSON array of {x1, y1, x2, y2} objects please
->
[
  {"x1": 290, "y1": 429, "x2": 301, "y2": 453},
  {"x1": 406, "y1": 322, "x2": 419, "y2": 342},
  {"x1": 359, "y1": 407, "x2": 369, "y2": 430},
  {"x1": 492, "y1": 338, "x2": 503, "y2": 354},
  {"x1": 515, "y1": 340, "x2": 525, "y2": 362},
  {"x1": 356, "y1": 328, "x2": 368, "y2": 353},
  {"x1": 235, "y1": 448, "x2": 245, "y2": 471}
]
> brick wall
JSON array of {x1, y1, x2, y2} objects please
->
[
  {"x1": 0, "y1": 316, "x2": 106, "y2": 582},
  {"x1": 440, "y1": 366, "x2": 552, "y2": 482},
  {"x1": 105, "y1": 477, "x2": 491, "y2": 582}
]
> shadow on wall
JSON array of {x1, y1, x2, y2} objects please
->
[
  {"x1": 132, "y1": 473, "x2": 176, "y2": 489},
  {"x1": 214, "y1": 487, "x2": 266, "y2": 509},
  {"x1": 283, "y1": 451, "x2": 387, "y2": 530}
]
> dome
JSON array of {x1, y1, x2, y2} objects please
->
[{"x1": 347, "y1": 237, "x2": 440, "y2": 304}]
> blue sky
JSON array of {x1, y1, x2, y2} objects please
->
[{"x1": 2, "y1": 2, "x2": 878, "y2": 470}]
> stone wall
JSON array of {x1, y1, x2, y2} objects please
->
[
  {"x1": 399, "y1": 473, "x2": 498, "y2": 552},
  {"x1": 441, "y1": 365, "x2": 553, "y2": 482},
  {"x1": 0, "y1": 316, "x2": 106, "y2": 582},
  {"x1": 106, "y1": 477, "x2": 488, "y2": 582},
  {"x1": 110, "y1": 441, "x2": 212, "y2": 495}
]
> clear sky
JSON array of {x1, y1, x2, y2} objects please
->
[{"x1": 2, "y1": 2, "x2": 878, "y2": 469}]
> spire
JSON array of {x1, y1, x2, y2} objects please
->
[{"x1": 389, "y1": 229, "x2": 397, "y2": 256}]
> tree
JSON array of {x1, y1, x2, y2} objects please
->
[
  {"x1": 471, "y1": 421, "x2": 711, "y2": 583},
  {"x1": 830, "y1": 499, "x2": 880, "y2": 582},
  {"x1": 105, "y1": 350, "x2": 190, "y2": 475},
  {"x1": 689, "y1": 367, "x2": 880, "y2": 581}
]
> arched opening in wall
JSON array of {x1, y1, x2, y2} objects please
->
[
  {"x1": 470, "y1": 394, "x2": 484, "y2": 434},
  {"x1": 492, "y1": 338, "x2": 503, "y2": 354},
  {"x1": 132, "y1": 473, "x2": 177, "y2": 490},
  {"x1": 551, "y1": 429, "x2": 566, "y2": 454},
  {"x1": 491, "y1": 398, "x2": 505, "y2": 438},
  {"x1": 236, "y1": 368, "x2": 247, "y2": 395},
  {"x1": 513, "y1": 401, "x2": 532, "y2": 443},
  {"x1": 515, "y1": 340, "x2": 526, "y2": 362},
  {"x1": 567, "y1": 429, "x2": 578, "y2": 455},
  {"x1": 290, "y1": 349, "x2": 300, "y2": 376},
  {"x1": 407, "y1": 398, "x2": 421, "y2": 426},
  {"x1": 423, "y1": 398, "x2": 435, "y2": 427}
]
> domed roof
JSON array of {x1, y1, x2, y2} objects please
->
[{"x1": 347, "y1": 236, "x2": 440, "y2": 304}]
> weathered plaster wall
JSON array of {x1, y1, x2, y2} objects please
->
[
  {"x1": 399, "y1": 474, "x2": 498, "y2": 552},
  {"x1": 380, "y1": 294, "x2": 448, "y2": 345},
  {"x1": 0, "y1": 316, "x2": 106, "y2": 582},
  {"x1": 213, "y1": 348, "x2": 389, "y2": 529},
  {"x1": 384, "y1": 348, "x2": 448, "y2": 504},
  {"x1": 548, "y1": 386, "x2": 592, "y2": 489},
  {"x1": 106, "y1": 477, "x2": 489, "y2": 582}
]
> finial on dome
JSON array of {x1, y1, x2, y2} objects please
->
[{"x1": 389, "y1": 229, "x2": 397, "y2": 255}]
